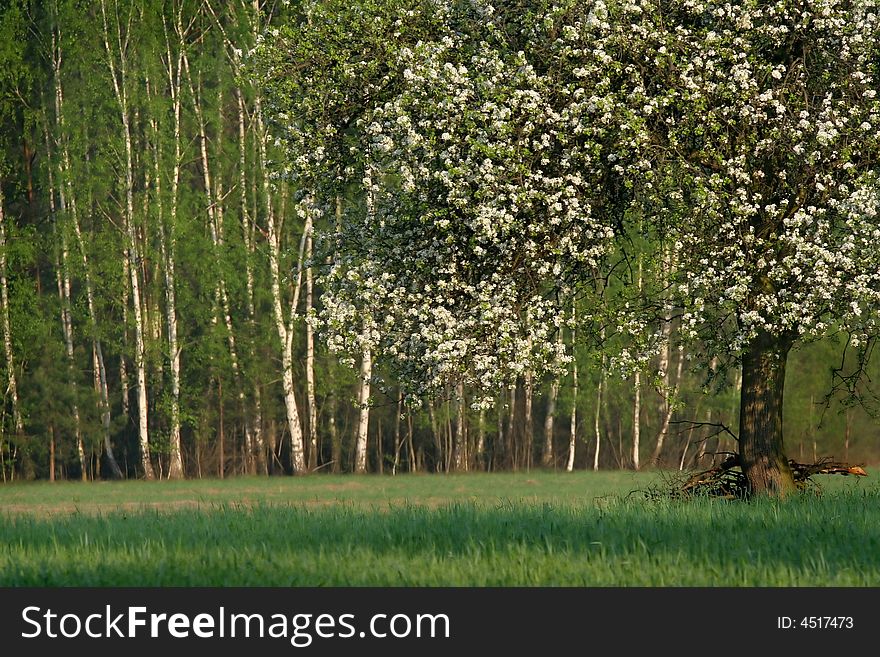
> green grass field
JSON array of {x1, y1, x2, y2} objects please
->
[{"x1": 1, "y1": 471, "x2": 878, "y2": 586}]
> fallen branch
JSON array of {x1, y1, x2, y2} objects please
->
[{"x1": 674, "y1": 456, "x2": 868, "y2": 499}]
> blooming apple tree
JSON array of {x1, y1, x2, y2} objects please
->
[
  {"x1": 257, "y1": 0, "x2": 880, "y2": 494},
  {"x1": 613, "y1": 0, "x2": 880, "y2": 493}
]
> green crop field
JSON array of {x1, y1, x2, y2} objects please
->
[{"x1": 1, "y1": 472, "x2": 878, "y2": 586}]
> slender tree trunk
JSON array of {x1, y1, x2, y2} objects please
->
[
  {"x1": 593, "y1": 330, "x2": 605, "y2": 471},
  {"x1": 184, "y1": 57, "x2": 250, "y2": 476},
  {"x1": 306, "y1": 227, "x2": 318, "y2": 470},
  {"x1": 566, "y1": 320, "x2": 578, "y2": 472},
  {"x1": 48, "y1": 27, "x2": 121, "y2": 477},
  {"x1": 49, "y1": 169, "x2": 87, "y2": 481},
  {"x1": 392, "y1": 393, "x2": 403, "y2": 475},
  {"x1": 43, "y1": 105, "x2": 87, "y2": 481},
  {"x1": 354, "y1": 346, "x2": 371, "y2": 473},
  {"x1": 428, "y1": 400, "x2": 442, "y2": 471},
  {"x1": 738, "y1": 330, "x2": 796, "y2": 496},
  {"x1": 328, "y1": 394, "x2": 341, "y2": 473},
  {"x1": 542, "y1": 331, "x2": 563, "y2": 468},
  {"x1": 49, "y1": 426, "x2": 56, "y2": 482},
  {"x1": 493, "y1": 393, "x2": 504, "y2": 471},
  {"x1": 652, "y1": 344, "x2": 684, "y2": 466},
  {"x1": 407, "y1": 412, "x2": 416, "y2": 473},
  {"x1": 453, "y1": 381, "x2": 467, "y2": 471},
  {"x1": 523, "y1": 369, "x2": 533, "y2": 470},
  {"x1": 236, "y1": 87, "x2": 265, "y2": 475},
  {"x1": 632, "y1": 371, "x2": 641, "y2": 470},
  {"x1": 256, "y1": 93, "x2": 307, "y2": 474},
  {"x1": 507, "y1": 383, "x2": 517, "y2": 470},
  {"x1": 101, "y1": 0, "x2": 153, "y2": 479},
  {"x1": 157, "y1": 24, "x2": 186, "y2": 480},
  {"x1": 476, "y1": 407, "x2": 485, "y2": 471},
  {"x1": 0, "y1": 191, "x2": 24, "y2": 439}
]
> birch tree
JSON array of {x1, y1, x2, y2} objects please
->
[{"x1": 100, "y1": 0, "x2": 154, "y2": 479}]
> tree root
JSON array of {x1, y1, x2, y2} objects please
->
[{"x1": 675, "y1": 455, "x2": 868, "y2": 499}]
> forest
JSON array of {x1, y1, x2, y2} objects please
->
[{"x1": 1, "y1": 0, "x2": 879, "y2": 485}]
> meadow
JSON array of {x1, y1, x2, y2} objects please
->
[{"x1": 1, "y1": 471, "x2": 878, "y2": 586}]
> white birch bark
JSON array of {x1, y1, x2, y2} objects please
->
[
  {"x1": 566, "y1": 316, "x2": 578, "y2": 472},
  {"x1": 208, "y1": 0, "x2": 301, "y2": 474},
  {"x1": 146, "y1": 81, "x2": 182, "y2": 478},
  {"x1": 306, "y1": 226, "x2": 318, "y2": 470},
  {"x1": 633, "y1": 371, "x2": 641, "y2": 470},
  {"x1": 258, "y1": 97, "x2": 307, "y2": 472},
  {"x1": 593, "y1": 326, "x2": 605, "y2": 471},
  {"x1": 0, "y1": 190, "x2": 24, "y2": 439},
  {"x1": 354, "y1": 345, "x2": 372, "y2": 474},
  {"x1": 157, "y1": 24, "x2": 185, "y2": 479},
  {"x1": 353, "y1": 168, "x2": 376, "y2": 474},
  {"x1": 100, "y1": 0, "x2": 154, "y2": 479}
]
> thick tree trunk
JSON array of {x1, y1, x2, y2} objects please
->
[{"x1": 738, "y1": 330, "x2": 796, "y2": 496}]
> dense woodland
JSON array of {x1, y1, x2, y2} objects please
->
[{"x1": 0, "y1": 0, "x2": 878, "y2": 482}]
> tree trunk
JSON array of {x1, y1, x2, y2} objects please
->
[
  {"x1": 738, "y1": 330, "x2": 796, "y2": 496},
  {"x1": 0, "y1": 191, "x2": 24, "y2": 439},
  {"x1": 453, "y1": 381, "x2": 467, "y2": 472},
  {"x1": 43, "y1": 111, "x2": 87, "y2": 481},
  {"x1": 392, "y1": 393, "x2": 403, "y2": 475},
  {"x1": 632, "y1": 371, "x2": 641, "y2": 470},
  {"x1": 523, "y1": 369, "x2": 533, "y2": 470},
  {"x1": 476, "y1": 407, "x2": 485, "y2": 471},
  {"x1": 566, "y1": 314, "x2": 578, "y2": 473},
  {"x1": 542, "y1": 329, "x2": 563, "y2": 468},
  {"x1": 101, "y1": 0, "x2": 153, "y2": 480},
  {"x1": 306, "y1": 226, "x2": 318, "y2": 470},
  {"x1": 257, "y1": 96, "x2": 307, "y2": 474},
  {"x1": 593, "y1": 336, "x2": 604, "y2": 472},
  {"x1": 328, "y1": 394, "x2": 341, "y2": 473},
  {"x1": 354, "y1": 347, "x2": 371, "y2": 473},
  {"x1": 507, "y1": 383, "x2": 517, "y2": 469},
  {"x1": 236, "y1": 86, "x2": 265, "y2": 475},
  {"x1": 158, "y1": 25, "x2": 186, "y2": 480}
]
